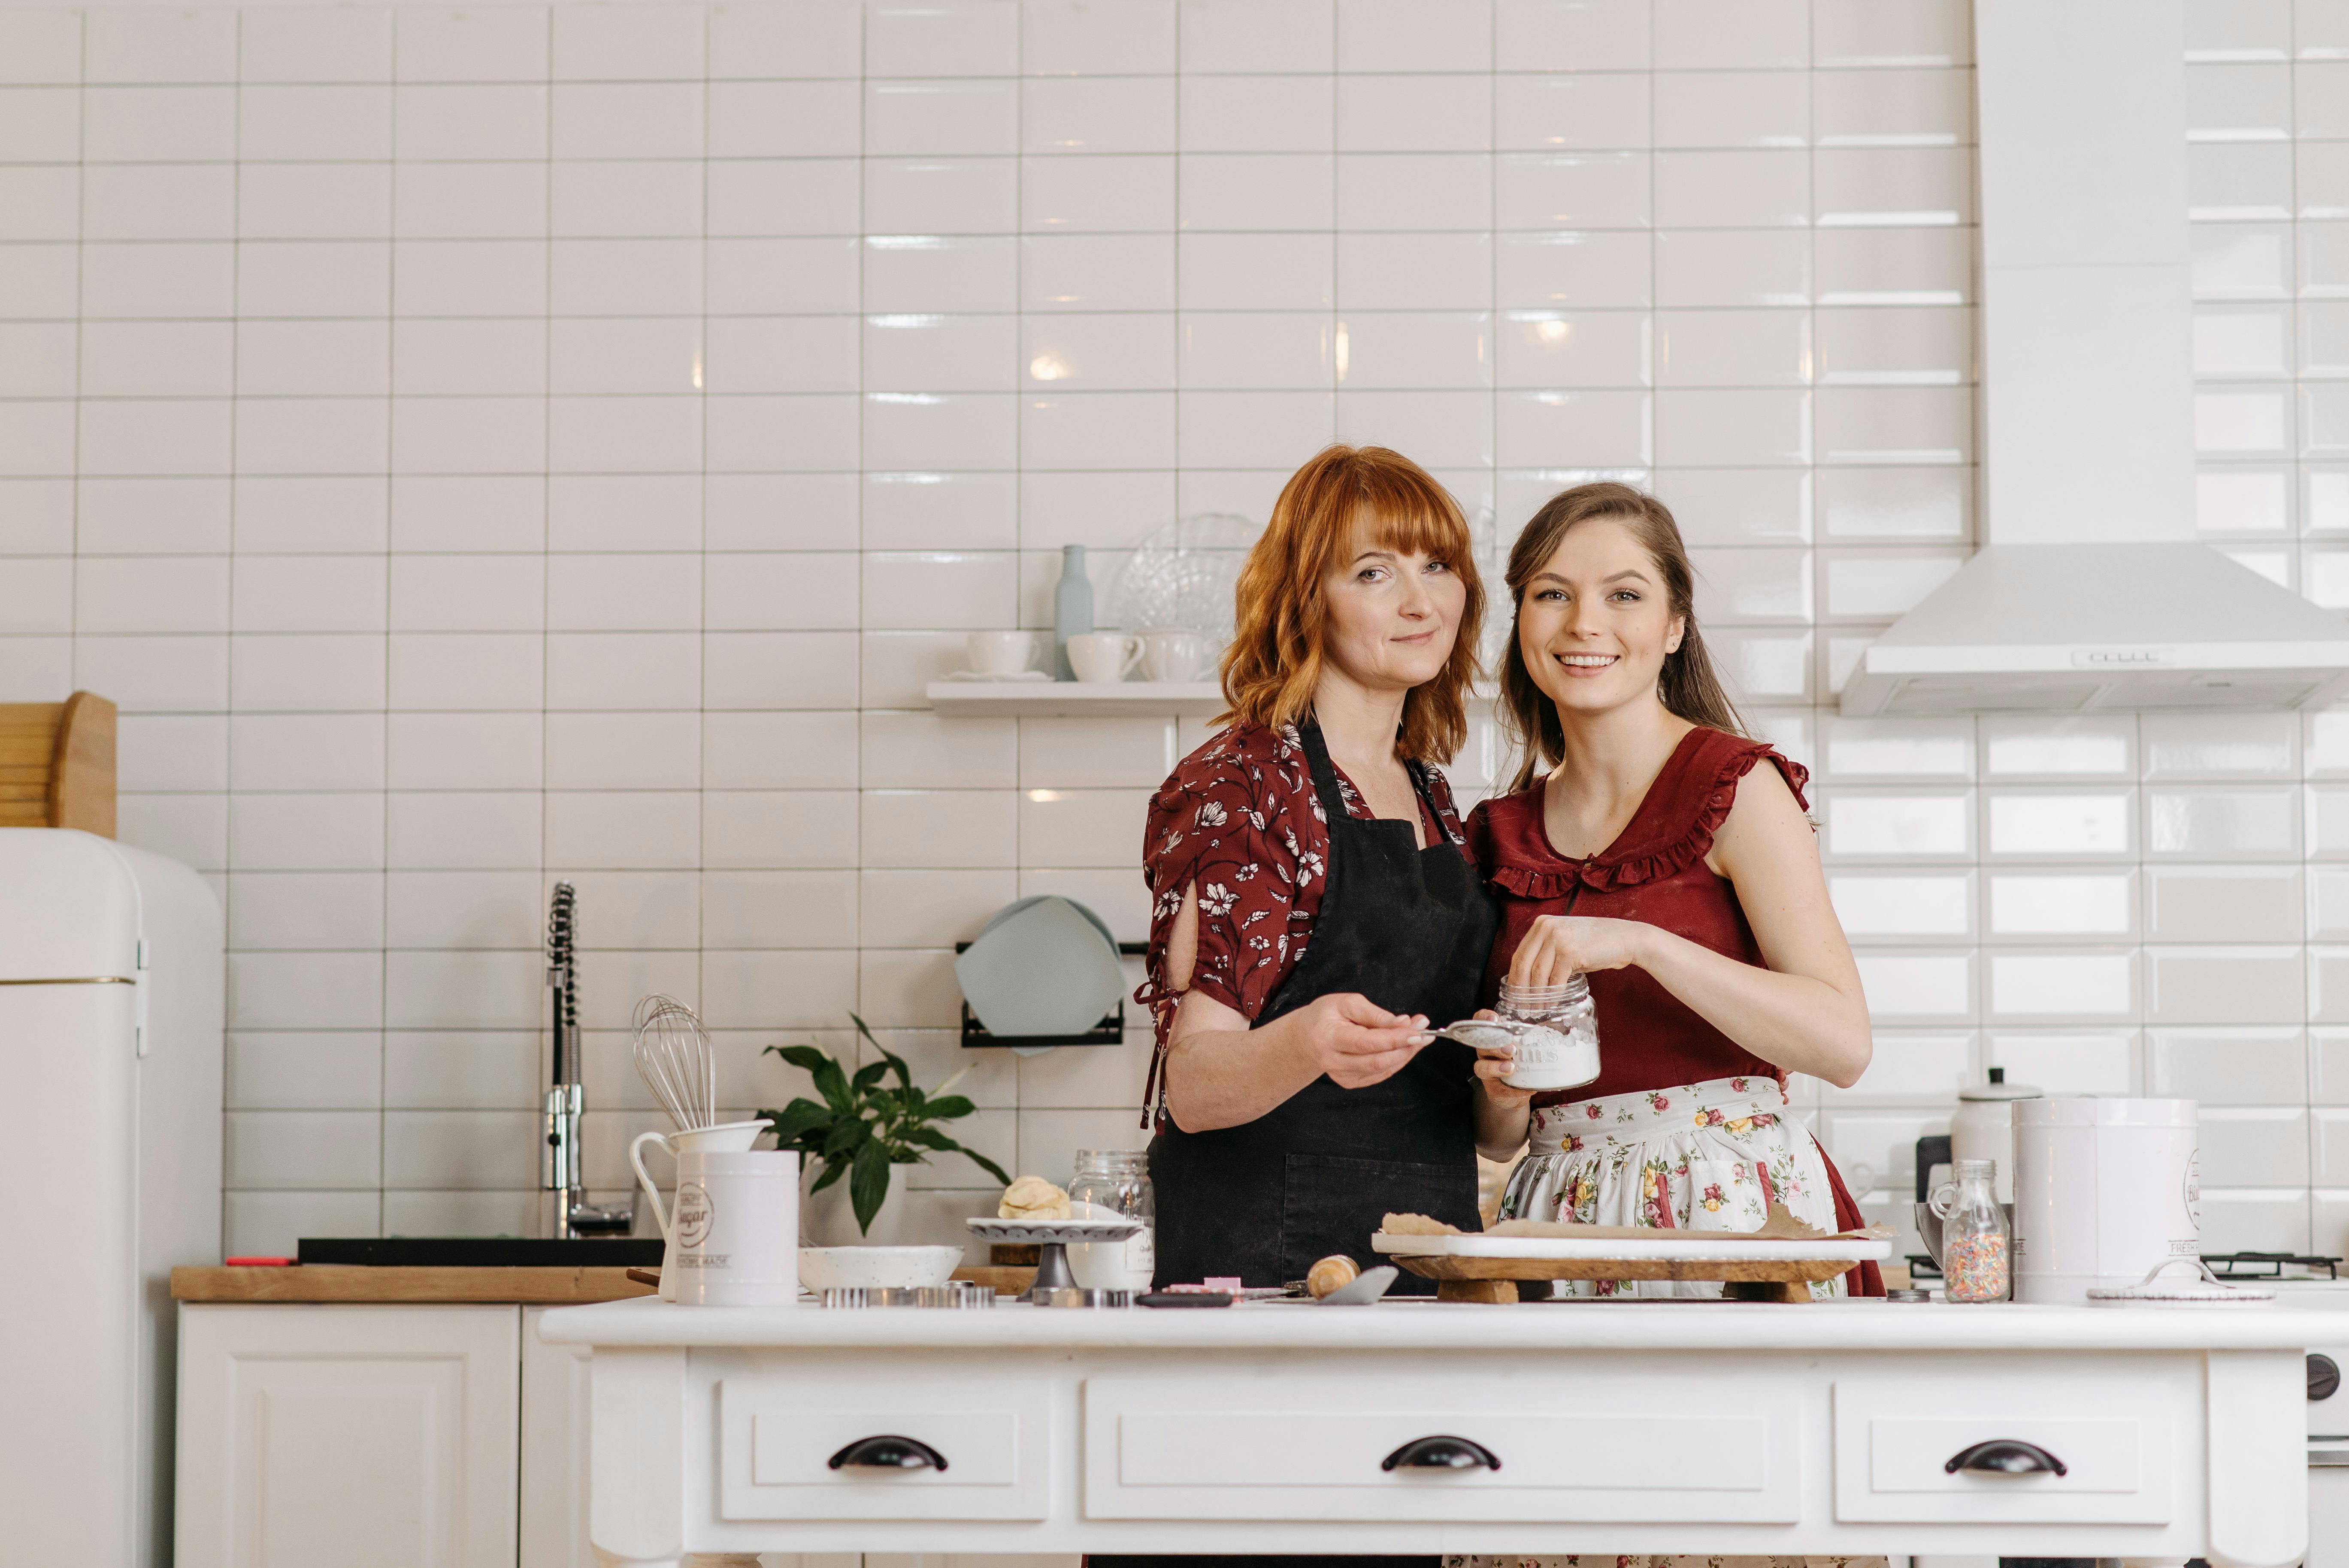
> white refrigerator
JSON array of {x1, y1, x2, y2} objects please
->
[{"x1": 0, "y1": 829, "x2": 223, "y2": 1567}]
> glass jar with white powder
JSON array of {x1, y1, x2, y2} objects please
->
[
  {"x1": 1493, "y1": 975, "x2": 1602, "y2": 1093},
  {"x1": 1066, "y1": 1148, "x2": 1155, "y2": 1290}
]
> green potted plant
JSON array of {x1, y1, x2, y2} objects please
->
[{"x1": 757, "y1": 1014, "x2": 1011, "y2": 1237}]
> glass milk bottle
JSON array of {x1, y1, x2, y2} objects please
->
[
  {"x1": 1066, "y1": 1148, "x2": 1155, "y2": 1290},
  {"x1": 1931, "y1": 1158, "x2": 2011, "y2": 1303}
]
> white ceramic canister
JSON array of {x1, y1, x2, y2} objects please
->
[
  {"x1": 631, "y1": 1117, "x2": 771, "y2": 1302},
  {"x1": 1950, "y1": 1067, "x2": 2040, "y2": 1205},
  {"x1": 667, "y1": 1149, "x2": 801, "y2": 1307},
  {"x1": 2011, "y1": 1097, "x2": 2198, "y2": 1306}
]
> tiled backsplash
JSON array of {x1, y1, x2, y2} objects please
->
[{"x1": 1, "y1": 0, "x2": 2332, "y2": 1262}]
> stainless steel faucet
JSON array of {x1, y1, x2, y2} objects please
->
[{"x1": 542, "y1": 883, "x2": 633, "y2": 1240}]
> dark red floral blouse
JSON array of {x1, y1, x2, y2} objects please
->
[{"x1": 1135, "y1": 721, "x2": 1471, "y2": 1043}]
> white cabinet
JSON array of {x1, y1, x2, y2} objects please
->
[
  {"x1": 175, "y1": 1304, "x2": 520, "y2": 1568},
  {"x1": 521, "y1": 1308, "x2": 595, "y2": 1568}
]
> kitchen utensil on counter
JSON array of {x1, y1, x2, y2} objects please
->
[
  {"x1": 2013, "y1": 1096, "x2": 2199, "y2": 1306},
  {"x1": 1306, "y1": 1254, "x2": 1359, "y2": 1298},
  {"x1": 820, "y1": 1282, "x2": 996, "y2": 1309},
  {"x1": 965, "y1": 629, "x2": 1035, "y2": 677},
  {"x1": 1053, "y1": 543, "x2": 1094, "y2": 679},
  {"x1": 954, "y1": 896, "x2": 1126, "y2": 1039},
  {"x1": 633, "y1": 1121, "x2": 772, "y2": 1301},
  {"x1": 1315, "y1": 1265, "x2": 1398, "y2": 1305},
  {"x1": 796, "y1": 1245, "x2": 964, "y2": 1292},
  {"x1": 1137, "y1": 627, "x2": 1215, "y2": 682},
  {"x1": 1066, "y1": 630, "x2": 1142, "y2": 684},
  {"x1": 1138, "y1": 1290, "x2": 1232, "y2": 1308},
  {"x1": 968, "y1": 1217, "x2": 1141, "y2": 1302},
  {"x1": 1952, "y1": 1067, "x2": 2039, "y2": 1205},
  {"x1": 1929, "y1": 1159, "x2": 2011, "y2": 1302},
  {"x1": 1033, "y1": 1287, "x2": 1135, "y2": 1308},
  {"x1": 1067, "y1": 1149, "x2": 1154, "y2": 1290},
  {"x1": 667, "y1": 1149, "x2": 799, "y2": 1307},
  {"x1": 2087, "y1": 1256, "x2": 2275, "y2": 1308},
  {"x1": 633, "y1": 992, "x2": 719, "y2": 1130}
]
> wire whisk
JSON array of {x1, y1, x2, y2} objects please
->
[{"x1": 632, "y1": 993, "x2": 718, "y2": 1131}]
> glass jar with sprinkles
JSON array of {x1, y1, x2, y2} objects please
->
[{"x1": 1931, "y1": 1158, "x2": 2010, "y2": 1303}]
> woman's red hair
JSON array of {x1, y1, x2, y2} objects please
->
[{"x1": 1219, "y1": 445, "x2": 1484, "y2": 763}]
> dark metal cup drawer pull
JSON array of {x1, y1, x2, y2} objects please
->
[
  {"x1": 828, "y1": 1435, "x2": 949, "y2": 1472},
  {"x1": 1944, "y1": 1438, "x2": 2067, "y2": 1477},
  {"x1": 1381, "y1": 1435, "x2": 1502, "y2": 1472}
]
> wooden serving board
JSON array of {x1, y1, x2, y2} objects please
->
[
  {"x1": 171, "y1": 1265, "x2": 656, "y2": 1304},
  {"x1": 1392, "y1": 1254, "x2": 1862, "y2": 1284}
]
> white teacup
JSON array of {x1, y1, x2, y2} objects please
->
[
  {"x1": 966, "y1": 630, "x2": 1033, "y2": 677},
  {"x1": 1067, "y1": 630, "x2": 1142, "y2": 684},
  {"x1": 631, "y1": 1118, "x2": 772, "y2": 1301},
  {"x1": 1138, "y1": 627, "x2": 1214, "y2": 683}
]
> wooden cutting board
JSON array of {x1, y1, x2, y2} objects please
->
[{"x1": 0, "y1": 690, "x2": 115, "y2": 835}]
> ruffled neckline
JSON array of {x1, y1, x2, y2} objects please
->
[{"x1": 1477, "y1": 729, "x2": 1805, "y2": 898}]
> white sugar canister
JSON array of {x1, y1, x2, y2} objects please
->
[
  {"x1": 1950, "y1": 1067, "x2": 2040, "y2": 1205},
  {"x1": 2012, "y1": 1097, "x2": 2199, "y2": 1306}
]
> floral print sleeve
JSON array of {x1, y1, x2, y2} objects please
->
[
  {"x1": 1136, "y1": 723, "x2": 1325, "y2": 1033},
  {"x1": 1134, "y1": 721, "x2": 1471, "y2": 1050}
]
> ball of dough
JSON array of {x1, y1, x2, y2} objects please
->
[
  {"x1": 998, "y1": 1174, "x2": 1071, "y2": 1221},
  {"x1": 1307, "y1": 1254, "x2": 1360, "y2": 1299}
]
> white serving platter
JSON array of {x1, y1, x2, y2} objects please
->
[{"x1": 1372, "y1": 1232, "x2": 1891, "y2": 1264}]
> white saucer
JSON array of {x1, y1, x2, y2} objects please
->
[{"x1": 941, "y1": 669, "x2": 1053, "y2": 682}]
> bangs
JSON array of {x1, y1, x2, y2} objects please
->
[{"x1": 1348, "y1": 469, "x2": 1471, "y2": 565}]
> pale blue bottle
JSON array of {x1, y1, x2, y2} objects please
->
[{"x1": 1052, "y1": 544, "x2": 1093, "y2": 681}]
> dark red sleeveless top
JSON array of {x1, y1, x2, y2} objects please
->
[{"x1": 1463, "y1": 726, "x2": 1804, "y2": 1107}]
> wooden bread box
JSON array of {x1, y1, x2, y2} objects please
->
[{"x1": 0, "y1": 691, "x2": 116, "y2": 836}]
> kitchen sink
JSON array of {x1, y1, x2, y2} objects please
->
[{"x1": 297, "y1": 1237, "x2": 666, "y2": 1268}]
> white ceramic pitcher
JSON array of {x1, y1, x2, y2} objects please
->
[{"x1": 631, "y1": 1117, "x2": 771, "y2": 1301}]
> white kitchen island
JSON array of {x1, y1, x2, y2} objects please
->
[{"x1": 539, "y1": 1294, "x2": 2323, "y2": 1567}]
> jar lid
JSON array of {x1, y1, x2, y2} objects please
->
[{"x1": 1957, "y1": 1066, "x2": 2042, "y2": 1102}]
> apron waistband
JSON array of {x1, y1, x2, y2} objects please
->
[{"x1": 1529, "y1": 1074, "x2": 1789, "y2": 1155}]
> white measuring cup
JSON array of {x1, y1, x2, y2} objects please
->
[{"x1": 631, "y1": 1118, "x2": 772, "y2": 1301}]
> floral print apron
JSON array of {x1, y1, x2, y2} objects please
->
[{"x1": 1495, "y1": 1074, "x2": 1847, "y2": 1301}]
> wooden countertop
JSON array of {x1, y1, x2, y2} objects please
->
[{"x1": 172, "y1": 1265, "x2": 657, "y2": 1304}]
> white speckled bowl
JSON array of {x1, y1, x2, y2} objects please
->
[{"x1": 796, "y1": 1245, "x2": 964, "y2": 1291}]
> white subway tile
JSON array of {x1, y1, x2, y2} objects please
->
[
  {"x1": 1985, "y1": 790, "x2": 2134, "y2": 858},
  {"x1": 232, "y1": 633, "x2": 383, "y2": 712},
  {"x1": 389, "y1": 633, "x2": 542, "y2": 711},
  {"x1": 230, "y1": 792, "x2": 384, "y2": 873},
  {"x1": 393, "y1": 319, "x2": 546, "y2": 397},
  {"x1": 117, "y1": 714, "x2": 227, "y2": 793},
  {"x1": 2204, "y1": 1107, "x2": 2311, "y2": 1186},
  {"x1": 550, "y1": 161, "x2": 704, "y2": 239},
  {"x1": 1822, "y1": 790, "x2": 1969, "y2": 858},
  {"x1": 1498, "y1": 151, "x2": 1650, "y2": 231},
  {"x1": 1987, "y1": 872, "x2": 2136, "y2": 938},
  {"x1": 384, "y1": 872, "x2": 542, "y2": 952},
  {"x1": 232, "y1": 556, "x2": 387, "y2": 635},
  {"x1": 230, "y1": 714, "x2": 386, "y2": 793},
  {"x1": 548, "y1": 397, "x2": 702, "y2": 475},
  {"x1": 230, "y1": 950, "x2": 385, "y2": 1031},
  {"x1": 395, "y1": 240, "x2": 545, "y2": 317},
  {"x1": 226, "y1": 1111, "x2": 381, "y2": 1190},
  {"x1": 2146, "y1": 864, "x2": 2303, "y2": 941},
  {"x1": 865, "y1": 157, "x2": 1017, "y2": 234},
  {"x1": 1655, "y1": 0, "x2": 1804, "y2": 68},
  {"x1": 1986, "y1": 1031, "x2": 2138, "y2": 1096},
  {"x1": 233, "y1": 477, "x2": 386, "y2": 555},
  {"x1": 547, "y1": 638, "x2": 695, "y2": 708},
  {"x1": 1018, "y1": 787, "x2": 1148, "y2": 868},
  {"x1": 1181, "y1": 76, "x2": 1333, "y2": 154},
  {"x1": 703, "y1": 869, "x2": 860, "y2": 948},
  {"x1": 862, "y1": 788, "x2": 1018, "y2": 869},
  {"x1": 710, "y1": 159, "x2": 862, "y2": 238},
  {"x1": 702, "y1": 948, "x2": 858, "y2": 1030},
  {"x1": 230, "y1": 872, "x2": 383, "y2": 953},
  {"x1": 1023, "y1": 154, "x2": 1177, "y2": 233},
  {"x1": 1024, "y1": 392, "x2": 1179, "y2": 470},
  {"x1": 2146, "y1": 784, "x2": 2301, "y2": 859},
  {"x1": 390, "y1": 396, "x2": 547, "y2": 475},
  {"x1": 77, "y1": 555, "x2": 230, "y2": 635},
  {"x1": 0, "y1": 11, "x2": 81, "y2": 85},
  {"x1": 1337, "y1": 74, "x2": 1491, "y2": 155},
  {"x1": 382, "y1": 1110, "x2": 535, "y2": 1189},
  {"x1": 1179, "y1": 152, "x2": 1334, "y2": 231},
  {"x1": 1988, "y1": 949, "x2": 2137, "y2": 1021},
  {"x1": 1825, "y1": 1029, "x2": 1970, "y2": 1102},
  {"x1": 2147, "y1": 944, "x2": 2305, "y2": 1025},
  {"x1": 1828, "y1": 872, "x2": 1971, "y2": 940},
  {"x1": 2149, "y1": 1026, "x2": 2305, "y2": 1105},
  {"x1": 706, "y1": 631, "x2": 859, "y2": 711},
  {"x1": 79, "y1": 399, "x2": 233, "y2": 477},
  {"x1": 83, "y1": 85, "x2": 235, "y2": 161},
  {"x1": 387, "y1": 791, "x2": 542, "y2": 871},
  {"x1": 1818, "y1": 466, "x2": 1970, "y2": 541},
  {"x1": 551, "y1": 2, "x2": 704, "y2": 81},
  {"x1": 860, "y1": 711, "x2": 1014, "y2": 790},
  {"x1": 705, "y1": 790, "x2": 858, "y2": 868},
  {"x1": 384, "y1": 1033, "x2": 548, "y2": 1114},
  {"x1": 387, "y1": 950, "x2": 542, "y2": 1029},
  {"x1": 1025, "y1": 233, "x2": 1175, "y2": 312},
  {"x1": 1851, "y1": 950, "x2": 1973, "y2": 1020},
  {"x1": 859, "y1": 867, "x2": 1020, "y2": 947},
  {"x1": 1178, "y1": 389, "x2": 1338, "y2": 469},
  {"x1": 554, "y1": 83, "x2": 705, "y2": 160},
  {"x1": 544, "y1": 791, "x2": 698, "y2": 870},
  {"x1": 1338, "y1": 233, "x2": 1492, "y2": 312},
  {"x1": 546, "y1": 712, "x2": 700, "y2": 791},
  {"x1": 227, "y1": 1033, "x2": 381, "y2": 1112}
]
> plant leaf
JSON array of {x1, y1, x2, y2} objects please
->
[
  {"x1": 762, "y1": 1099, "x2": 833, "y2": 1148},
  {"x1": 853, "y1": 1012, "x2": 914, "y2": 1091},
  {"x1": 849, "y1": 1140, "x2": 892, "y2": 1232},
  {"x1": 767, "y1": 1043, "x2": 835, "y2": 1076},
  {"x1": 821, "y1": 1118, "x2": 869, "y2": 1159},
  {"x1": 924, "y1": 1094, "x2": 976, "y2": 1122},
  {"x1": 808, "y1": 1155, "x2": 848, "y2": 1193},
  {"x1": 851, "y1": 1060, "x2": 888, "y2": 1093},
  {"x1": 901, "y1": 1124, "x2": 960, "y2": 1153}
]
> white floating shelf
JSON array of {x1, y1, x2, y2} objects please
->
[{"x1": 924, "y1": 681, "x2": 1225, "y2": 717}]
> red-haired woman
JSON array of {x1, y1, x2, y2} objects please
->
[
  {"x1": 1134, "y1": 445, "x2": 1522, "y2": 1297},
  {"x1": 1464, "y1": 481, "x2": 1881, "y2": 1300}
]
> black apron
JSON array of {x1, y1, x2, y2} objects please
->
[{"x1": 1147, "y1": 719, "x2": 1498, "y2": 1295}]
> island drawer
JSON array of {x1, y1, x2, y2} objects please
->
[
  {"x1": 1084, "y1": 1367, "x2": 1803, "y2": 1523},
  {"x1": 1832, "y1": 1372, "x2": 2181, "y2": 1525},
  {"x1": 717, "y1": 1371, "x2": 1048, "y2": 1522}
]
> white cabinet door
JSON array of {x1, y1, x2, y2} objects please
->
[
  {"x1": 176, "y1": 1303, "x2": 521, "y2": 1568},
  {"x1": 520, "y1": 1308, "x2": 593, "y2": 1568}
]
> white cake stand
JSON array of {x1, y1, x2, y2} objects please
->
[{"x1": 967, "y1": 1217, "x2": 1141, "y2": 1301}]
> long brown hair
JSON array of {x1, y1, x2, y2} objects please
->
[
  {"x1": 1220, "y1": 445, "x2": 1485, "y2": 763},
  {"x1": 1499, "y1": 482, "x2": 1746, "y2": 791}
]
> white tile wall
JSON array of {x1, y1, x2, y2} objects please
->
[{"x1": 41, "y1": 0, "x2": 2340, "y2": 1267}]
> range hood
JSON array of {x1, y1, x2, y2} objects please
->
[{"x1": 1839, "y1": 0, "x2": 2349, "y2": 717}]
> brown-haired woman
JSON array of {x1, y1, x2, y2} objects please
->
[
  {"x1": 1463, "y1": 481, "x2": 1881, "y2": 1300},
  {"x1": 1134, "y1": 444, "x2": 1519, "y2": 1303}
]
